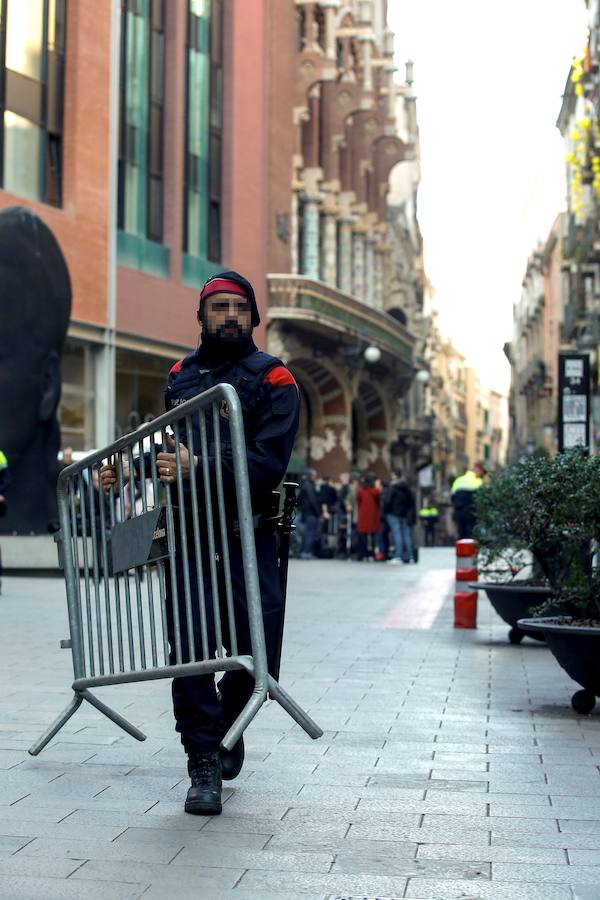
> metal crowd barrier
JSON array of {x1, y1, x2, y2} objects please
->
[{"x1": 29, "y1": 383, "x2": 322, "y2": 755}]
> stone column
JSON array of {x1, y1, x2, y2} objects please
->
[
  {"x1": 338, "y1": 218, "x2": 353, "y2": 294},
  {"x1": 352, "y1": 230, "x2": 366, "y2": 299},
  {"x1": 373, "y1": 246, "x2": 385, "y2": 309},
  {"x1": 321, "y1": 208, "x2": 337, "y2": 286},
  {"x1": 320, "y1": 0, "x2": 339, "y2": 61},
  {"x1": 359, "y1": 34, "x2": 374, "y2": 92},
  {"x1": 291, "y1": 189, "x2": 300, "y2": 275},
  {"x1": 364, "y1": 235, "x2": 375, "y2": 306},
  {"x1": 301, "y1": 193, "x2": 322, "y2": 280}
]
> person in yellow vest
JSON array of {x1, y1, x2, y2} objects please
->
[
  {"x1": 0, "y1": 450, "x2": 9, "y2": 519},
  {"x1": 419, "y1": 498, "x2": 439, "y2": 547},
  {"x1": 451, "y1": 462, "x2": 486, "y2": 540}
]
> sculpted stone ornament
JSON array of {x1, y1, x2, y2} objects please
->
[{"x1": 0, "y1": 207, "x2": 72, "y2": 534}]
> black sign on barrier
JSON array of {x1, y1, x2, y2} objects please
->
[
  {"x1": 108, "y1": 507, "x2": 170, "y2": 575},
  {"x1": 558, "y1": 352, "x2": 590, "y2": 452}
]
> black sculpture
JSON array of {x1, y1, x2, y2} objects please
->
[{"x1": 0, "y1": 207, "x2": 72, "y2": 534}]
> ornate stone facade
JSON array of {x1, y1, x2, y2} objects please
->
[{"x1": 266, "y1": 0, "x2": 428, "y2": 479}]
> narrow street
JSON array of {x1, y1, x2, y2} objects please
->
[{"x1": 1, "y1": 551, "x2": 599, "y2": 899}]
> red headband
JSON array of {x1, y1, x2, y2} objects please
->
[{"x1": 199, "y1": 278, "x2": 247, "y2": 303}]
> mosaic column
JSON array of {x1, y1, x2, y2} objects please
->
[
  {"x1": 321, "y1": 211, "x2": 337, "y2": 286},
  {"x1": 301, "y1": 194, "x2": 321, "y2": 280},
  {"x1": 338, "y1": 219, "x2": 353, "y2": 294},
  {"x1": 364, "y1": 236, "x2": 375, "y2": 306},
  {"x1": 373, "y1": 247, "x2": 384, "y2": 308},
  {"x1": 352, "y1": 231, "x2": 366, "y2": 300},
  {"x1": 291, "y1": 190, "x2": 299, "y2": 275}
]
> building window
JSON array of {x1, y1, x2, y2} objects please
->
[
  {"x1": 0, "y1": 0, "x2": 66, "y2": 205},
  {"x1": 59, "y1": 340, "x2": 96, "y2": 451},
  {"x1": 183, "y1": 0, "x2": 222, "y2": 262},
  {"x1": 118, "y1": 0, "x2": 165, "y2": 242}
]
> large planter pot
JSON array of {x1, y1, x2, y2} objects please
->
[
  {"x1": 470, "y1": 583, "x2": 553, "y2": 644},
  {"x1": 517, "y1": 617, "x2": 600, "y2": 714}
]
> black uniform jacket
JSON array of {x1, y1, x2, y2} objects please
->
[{"x1": 163, "y1": 344, "x2": 300, "y2": 518}]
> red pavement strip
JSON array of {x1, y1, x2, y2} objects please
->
[{"x1": 378, "y1": 569, "x2": 455, "y2": 629}]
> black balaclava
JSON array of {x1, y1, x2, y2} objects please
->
[{"x1": 197, "y1": 270, "x2": 259, "y2": 367}]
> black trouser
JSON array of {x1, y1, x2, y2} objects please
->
[
  {"x1": 424, "y1": 524, "x2": 436, "y2": 547},
  {"x1": 455, "y1": 513, "x2": 476, "y2": 540},
  {"x1": 166, "y1": 527, "x2": 283, "y2": 754}
]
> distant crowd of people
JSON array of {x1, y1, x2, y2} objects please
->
[
  {"x1": 294, "y1": 461, "x2": 488, "y2": 561},
  {"x1": 295, "y1": 469, "x2": 440, "y2": 563}
]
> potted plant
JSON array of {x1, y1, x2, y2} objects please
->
[
  {"x1": 470, "y1": 454, "x2": 554, "y2": 644},
  {"x1": 515, "y1": 448, "x2": 600, "y2": 713}
]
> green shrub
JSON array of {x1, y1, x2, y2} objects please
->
[{"x1": 475, "y1": 448, "x2": 600, "y2": 619}]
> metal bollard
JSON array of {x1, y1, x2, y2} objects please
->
[{"x1": 454, "y1": 539, "x2": 478, "y2": 628}]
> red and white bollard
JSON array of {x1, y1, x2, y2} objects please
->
[{"x1": 454, "y1": 539, "x2": 478, "y2": 628}]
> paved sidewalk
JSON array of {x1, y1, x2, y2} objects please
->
[{"x1": 1, "y1": 549, "x2": 600, "y2": 899}]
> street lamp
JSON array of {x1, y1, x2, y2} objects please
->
[
  {"x1": 364, "y1": 345, "x2": 381, "y2": 364},
  {"x1": 415, "y1": 369, "x2": 430, "y2": 383}
]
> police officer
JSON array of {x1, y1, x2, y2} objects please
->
[
  {"x1": 101, "y1": 271, "x2": 299, "y2": 816},
  {"x1": 451, "y1": 462, "x2": 485, "y2": 539}
]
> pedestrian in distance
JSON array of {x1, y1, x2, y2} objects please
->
[
  {"x1": 317, "y1": 474, "x2": 337, "y2": 558},
  {"x1": 385, "y1": 470, "x2": 416, "y2": 564},
  {"x1": 419, "y1": 497, "x2": 439, "y2": 547},
  {"x1": 101, "y1": 271, "x2": 299, "y2": 817},
  {"x1": 0, "y1": 450, "x2": 9, "y2": 594},
  {"x1": 297, "y1": 468, "x2": 321, "y2": 559},
  {"x1": 451, "y1": 461, "x2": 486, "y2": 540},
  {"x1": 0, "y1": 450, "x2": 9, "y2": 520},
  {"x1": 356, "y1": 471, "x2": 381, "y2": 560}
]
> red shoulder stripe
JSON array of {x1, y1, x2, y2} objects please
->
[
  {"x1": 262, "y1": 366, "x2": 297, "y2": 388},
  {"x1": 170, "y1": 359, "x2": 184, "y2": 374}
]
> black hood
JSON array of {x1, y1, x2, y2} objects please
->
[{"x1": 199, "y1": 269, "x2": 260, "y2": 327}]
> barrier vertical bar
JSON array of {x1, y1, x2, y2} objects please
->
[
  {"x1": 185, "y1": 413, "x2": 210, "y2": 661},
  {"x1": 137, "y1": 437, "x2": 158, "y2": 668}
]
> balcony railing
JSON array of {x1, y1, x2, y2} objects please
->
[{"x1": 267, "y1": 274, "x2": 415, "y2": 365}]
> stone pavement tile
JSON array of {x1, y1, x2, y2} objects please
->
[
  {"x1": 357, "y1": 795, "x2": 491, "y2": 816},
  {"x1": 421, "y1": 814, "x2": 559, "y2": 834},
  {"x1": 237, "y1": 869, "x2": 409, "y2": 896},
  {"x1": 0, "y1": 856, "x2": 82, "y2": 878},
  {"x1": 369, "y1": 775, "x2": 488, "y2": 793},
  {"x1": 0, "y1": 835, "x2": 35, "y2": 854},
  {"x1": 0, "y1": 803, "x2": 77, "y2": 823},
  {"x1": 144, "y1": 888, "x2": 314, "y2": 900},
  {"x1": 573, "y1": 889, "x2": 600, "y2": 900},
  {"x1": 57, "y1": 807, "x2": 209, "y2": 831},
  {"x1": 18, "y1": 835, "x2": 183, "y2": 863},
  {"x1": 117, "y1": 826, "x2": 268, "y2": 850},
  {"x1": 173, "y1": 845, "x2": 333, "y2": 873},
  {"x1": 492, "y1": 862, "x2": 600, "y2": 883},
  {"x1": 348, "y1": 822, "x2": 490, "y2": 845},
  {"x1": 558, "y1": 819, "x2": 600, "y2": 833},
  {"x1": 0, "y1": 819, "x2": 126, "y2": 842},
  {"x1": 417, "y1": 843, "x2": 566, "y2": 864},
  {"x1": 568, "y1": 849, "x2": 600, "y2": 864},
  {"x1": 401, "y1": 878, "x2": 573, "y2": 899},
  {"x1": 0, "y1": 876, "x2": 145, "y2": 900},
  {"x1": 11, "y1": 794, "x2": 157, "y2": 814},
  {"x1": 492, "y1": 831, "x2": 600, "y2": 850},
  {"x1": 331, "y1": 853, "x2": 490, "y2": 880},
  {"x1": 72, "y1": 858, "x2": 242, "y2": 890}
]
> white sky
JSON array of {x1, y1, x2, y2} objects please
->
[{"x1": 387, "y1": 0, "x2": 588, "y2": 393}]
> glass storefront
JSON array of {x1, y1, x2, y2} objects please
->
[
  {"x1": 116, "y1": 348, "x2": 166, "y2": 437},
  {"x1": 59, "y1": 340, "x2": 95, "y2": 451}
]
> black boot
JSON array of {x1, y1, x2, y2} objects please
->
[
  {"x1": 185, "y1": 750, "x2": 222, "y2": 816},
  {"x1": 220, "y1": 734, "x2": 245, "y2": 781}
]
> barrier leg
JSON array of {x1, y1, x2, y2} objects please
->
[
  {"x1": 81, "y1": 689, "x2": 146, "y2": 742},
  {"x1": 28, "y1": 692, "x2": 84, "y2": 756},
  {"x1": 267, "y1": 676, "x2": 324, "y2": 740}
]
